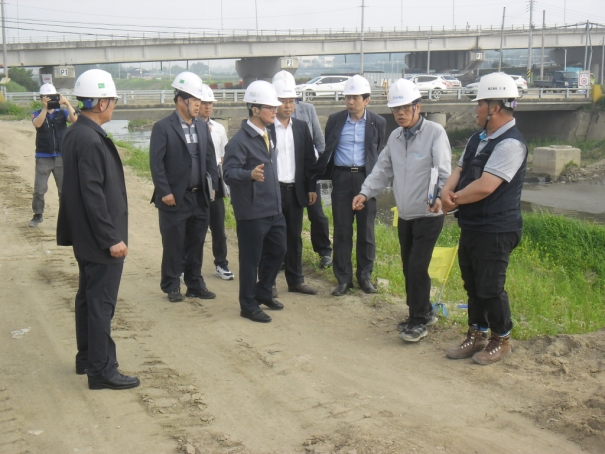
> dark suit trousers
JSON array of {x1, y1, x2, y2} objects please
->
[
  {"x1": 158, "y1": 191, "x2": 209, "y2": 293},
  {"x1": 306, "y1": 182, "x2": 332, "y2": 257},
  {"x1": 280, "y1": 185, "x2": 305, "y2": 287},
  {"x1": 236, "y1": 214, "x2": 287, "y2": 313},
  {"x1": 458, "y1": 230, "x2": 520, "y2": 335},
  {"x1": 331, "y1": 168, "x2": 377, "y2": 285},
  {"x1": 398, "y1": 216, "x2": 445, "y2": 325},
  {"x1": 209, "y1": 195, "x2": 228, "y2": 267},
  {"x1": 75, "y1": 258, "x2": 123, "y2": 381}
]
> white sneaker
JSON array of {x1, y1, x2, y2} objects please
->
[{"x1": 215, "y1": 265, "x2": 234, "y2": 280}]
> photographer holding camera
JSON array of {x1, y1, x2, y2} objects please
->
[{"x1": 30, "y1": 83, "x2": 77, "y2": 228}]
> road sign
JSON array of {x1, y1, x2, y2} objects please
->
[
  {"x1": 41, "y1": 74, "x2": 52, "y2": 84},
  {"x1": 578, "y1": 70, "x2": 590, "y2": 88}
]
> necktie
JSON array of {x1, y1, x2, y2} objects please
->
[{"x1": 262, "y1": 131, "x2": 270, "y2": 153}]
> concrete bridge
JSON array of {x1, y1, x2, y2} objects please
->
[{"x1": 4, "y1": 25, "x2": 605, "y2": 85}]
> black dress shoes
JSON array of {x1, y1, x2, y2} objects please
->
[
  {"x1": 256, "y1": 297, "x2": 284, "y2": 310},
  {"x1": 319, "y1": 255, "x2": 333, "y2": 269},
  {"x1": 240, "y1": 309, "x2": 272, "y2": 323},
  {"x1": 185, "y1": 288, "x2": 217, "y2": 299},
  {"x1": 88, "y1": 372, "x2": 140, "y2": 390},
  {"x1": 360, "y1": 279, "x2": 377, "y2": 294},
  {"x1": 288, "y1": 283, "x2": 318, "y2": 295},
  {"x1": 332, "y1": 282, "x2": 353, "y2": 296}
]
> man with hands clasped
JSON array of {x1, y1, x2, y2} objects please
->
[{"x1": 353, "y1": 78, "x2": 451, "y2": 343}]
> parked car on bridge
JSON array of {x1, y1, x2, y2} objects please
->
[
  {"x1": 441, "y1": 75, "x2": 462, "y2": 89},
  {"x1": 406, "y1": 75, "x2": 448, "y2": 99},
  {"x1": 465, "y1": 73, "x2": 527, "y2": 96},
  {"x1": 295, "y1": 75, "x2": 350, "y2": 100}
]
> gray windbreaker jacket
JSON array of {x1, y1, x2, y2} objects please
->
[{"x1": 360, "y1": 117, "x2": 451, "y2": 220}]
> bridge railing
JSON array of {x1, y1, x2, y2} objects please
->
[
  {"x1": 3, "y1": 87, "x2": 592, "y2": 107},
  {"x1": 5, "y1": 22, "x2": 604, "y2": 45}
]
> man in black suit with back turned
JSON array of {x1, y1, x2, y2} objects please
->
[
  {"x1": 57, "y1": 69, "x2": 139, "y2": 390},
  {"x1": 311, "y1": 75, "x2": 387, "y2": 296},
  {"x1": 268, "y1": 78, "x2": 318, "y2": 295},
  {"x1": 149, "y1": 72, "x2": 219, "y2": 303}
]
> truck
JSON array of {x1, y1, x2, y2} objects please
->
[{"x1": 534, "y1": 71, "x2": 579, "y2": 90}]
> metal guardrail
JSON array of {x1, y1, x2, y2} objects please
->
[{"x1": 4, "y1": 87, "x2": 592, "y2": 107}]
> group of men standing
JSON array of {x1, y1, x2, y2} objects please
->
[{"x1": 37, "y1": 67, "x2": 526, "y2": 391}]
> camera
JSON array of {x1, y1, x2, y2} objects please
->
[{"x1": 43, "y1": 94, "x2": 61, "y2": 110}]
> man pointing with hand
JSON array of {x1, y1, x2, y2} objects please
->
[{"x1": 223, "y1": 81, "x2": 287, "y2": 323}]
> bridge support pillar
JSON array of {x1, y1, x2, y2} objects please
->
[
  {"x1": 39, "y1": 65, "x2": 76, "y2": 91},
  {"x1": 236, "y1": 57, "x2": 298, "y2": 88},
  {"x1": 405, "y1": 51, "x2": 483, "y2": 73},
  {"x1": 426, "y1": 113, "x2": 446, "y2": 128}
]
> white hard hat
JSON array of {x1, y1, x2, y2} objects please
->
[
  {"x1": 73, "y1": 69, "x2": 117, "y2": 98},
  {"x1": 342, "y1": 75, "x2": 371, "y2": 96},
  {"x1": 171, "y1": 72, "x2": 204, "y2": 99},
  {"x1": 243, "y1": 80, "x2": 282, "y2": 107},
  {"x1": 272, "y1": 70, "x2": 296, "y2": 84},
  {"x1": 475, "y1": 72, "x2": 519, "y2": 107},
  {"x1": 387, "y1": 78, "x2": 421, "y2": 107},
  {"x1": 40, "y1": 83, "x2": 57, "y2": 95},
  {"x1": 200, "y1": 84, "x2": 216, "y2": 102},
  {"x1": 273, "y1": 78, "x2": 298, "y2": 99}
]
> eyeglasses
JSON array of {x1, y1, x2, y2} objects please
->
[
  {"x1": 112, "y1": 97, "x2": 120, "y2": 105},
  {"x1": 390, "y1": 104, "x2": 414, "y2": 113},
  {"x1": 261, "y1": 105, "x2": 278, "y2": 111}
]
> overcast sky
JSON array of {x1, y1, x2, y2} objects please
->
[{"x1": 2, "y1": 0, "x2": 604, "y2": 41}]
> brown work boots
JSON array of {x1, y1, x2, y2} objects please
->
[{"x1": 446, "y1": 327, "x2": 512, "y2": 365}]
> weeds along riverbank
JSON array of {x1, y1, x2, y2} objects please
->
[{"x1": 115, "y1": 139, "x2": 605, "y2": 341}]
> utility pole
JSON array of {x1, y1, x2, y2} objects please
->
[
  {"x1": 255, "y1": 0, "x2": 258, "y2": 32},
  {"x1": 1, "y1": 0, "x2": 7, "y2": 78},
  {"x1": 498, "y1": 7, "x2": 506, "y2": 72},
  {"x1": 360, "y1": 0, "x2": 365, "y2": 74},
  {"x1": 427, "y1": 37, "x2": 431, "y2": 74},
  {"x1": 452, "y1": 0, "x2": 455, "y2": 29},
  {"x1": 601, "y1": 38, "x2": 604, "y2": 84},
  {"x1": 584, "y1": 20, "x2": 589, "y2": 70},
  {"x1": 526, "y1": 0, "x2": 534, "y2": 82},
  {"x1": 221, "y1": 0, "x2": 224, "y2": 31},
  {"x1": 540, "y1": 10, "x2": 545, "y2": 79}
]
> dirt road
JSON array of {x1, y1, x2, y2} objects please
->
[{"x1": 1, "y1": 119, "x2": 604, "y2": 454}]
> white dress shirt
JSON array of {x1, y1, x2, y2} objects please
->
[
  {"x1": 275, "y1": 118, "x2": 296, "y2": 183},
  {"x1": 208, "y1": 119, "x2": 228, "y2": 164}
]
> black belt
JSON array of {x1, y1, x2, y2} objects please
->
[
  {"x1": 335, "y1": 166, "x2": 365, "y2": 173},
  {"x1": 279, "y1": 182, "x2": 294, "y2": 189},
  {"x1": 186, "y1": 186, "x2": 201, "y2": 192}
]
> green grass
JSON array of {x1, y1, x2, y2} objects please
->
[
  {"x1": 0, "y1": 101, "x2": 41, "y2": 120},
  {"x1": 127, "y1": 119, "x2": 155, "y2": 131},
  {"x1": 116, "y1": 146, "x2": 605, "y2": 340}
]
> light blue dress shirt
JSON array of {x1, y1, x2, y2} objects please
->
[{"x1": 334, "y1": 110, "x2": 367, "y2": 167}]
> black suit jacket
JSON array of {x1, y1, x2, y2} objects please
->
[
  {"x1": 310, "y1": 109, "x2": 387, "y2": 180},
  {"x1": 268, "y1": 117, "x2": 317, "y2": 208},
  {"x1": 56, "y1": 115, "x2": 128, "y2": 265},
  {"x1": 149, "y1": 111, "x2": 218, "y2": 210}
]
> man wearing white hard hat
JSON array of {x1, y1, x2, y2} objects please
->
[
  {"x1": 57, "y1": 69, "x2": 139, "y2": 390},
  {"x1": 311, "y1": 74, "x2": 387, "y2": 296},
  {"x1": 29, "y1": 83, "x2": 77, "y2": 228},
  {"x1": 149, "y1": 72, "x2": 219, "y2": 304},
  {"x1": 268, "y1": 77, "x2": 318, "y2": 296},
  {"x1": 223, "y1": 80, "x2": 287, "y2": 323},
  {"x1": 197, "y1": 84, "x2": 234, "y2": 281},
  {"x1": 273, "y1": 70, "x2": 332, "y2": 269},
  {"x1": 441, "y1": 72, "x2": 527, "y2": 365},
  {"x1": 353, "y1": 78, "x2": 451, "y2": 342}
]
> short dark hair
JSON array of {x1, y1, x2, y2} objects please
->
[
  {"x1": 362, "y1": 93, "x2": 370, "y2": 100},
  {"x1": 173, "y1": 90, "x2": 194, "y2": 104},
  {"x1": 248, "y1": 104, "x2": 262, "y2": 117}
]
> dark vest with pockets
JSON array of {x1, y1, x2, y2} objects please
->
[
  {"x1": 456, "y1": 125, "x2": 527, "y2": 233},
  {"x1": 35, "y1": 109, "x2": 68, "y2": 155}
]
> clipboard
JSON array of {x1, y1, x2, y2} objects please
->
[{"x1": 427, "y1": 166, "x2": 439, "y2": 207}]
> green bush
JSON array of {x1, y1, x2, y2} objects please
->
[{"x1": 8, "y1": 67, "x2": 38, "y2": 92}]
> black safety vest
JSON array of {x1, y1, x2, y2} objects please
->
[
  {"x1": 456, "y1": 125, "x2": 527, "y2": 232},
  {"x1": 34, "y1": 109, "x2": 68, "y2": 155}
]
